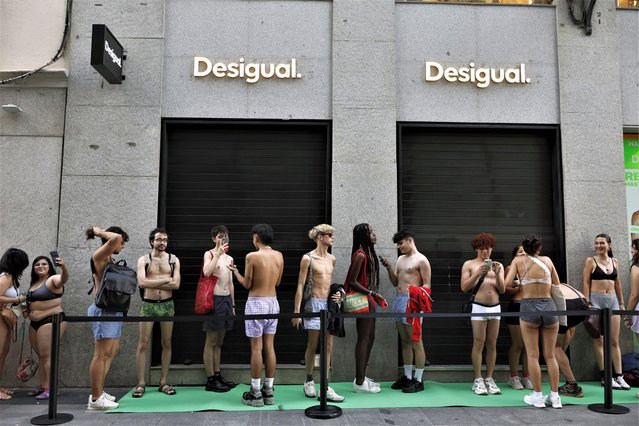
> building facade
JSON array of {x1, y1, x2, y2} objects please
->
[{"x1": 1, "y1": 0, "x2": 638, "y2": 388}]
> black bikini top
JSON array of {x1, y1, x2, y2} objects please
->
[{"x1": 590, "y1": 257, "x2": 618, "y2": 281}]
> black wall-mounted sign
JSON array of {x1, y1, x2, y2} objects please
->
[{"x1": 90, "y1": 24, "x2": 124, "y2": 84}]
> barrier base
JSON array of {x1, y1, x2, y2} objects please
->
[
  {"x1": 305, "y1": 404, "x2": 342, "y2": 419},
  {"x1": 587, "y1": 403, "x2": 630, "y2": 415},
  {"x1": 30, "y1": 413, "x2": 74, "y2": 425}
]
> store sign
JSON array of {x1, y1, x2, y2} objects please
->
[
  {"x1": 624, "y1": 135, "x2": 639, "y2": 242},
  {"x1": 424, "y1": 62, "x2": 530, "y2": 89},
  {"x1": 90, "y1": 24, "x2": 124, "y2": 84},
  {"x1": 193, "y1": 57, "x2": 302, "y2": 84}
]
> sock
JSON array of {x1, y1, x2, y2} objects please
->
[
  {"x1": 213, "y1": 371, "x2": 221, "y2": 377},
  {"x1": 511, "y1": 372, "x2": 518, "y2": 377},
  {"x1": 403, "y1": 365, "x2": 413, "y2": 379},
  {"x1": 251, "y1": 378, "x2": 261, "y2": 391},
  {"x1": 265, "y1": 377, "x2": 274, "y2": 388},
  {"x1": 523, "y1": 372, "x2": 529, "y2": 378},
  {"x1": 550, "y1": 391, "x2": 559, "y2": 399},
  {"x1": 306, "y1": 375, "x2": 313, "y2": 383},
  {"x1": 533, "y1": 391, "x2": 543, "y2": 398},
  {"x1": 415, "y1": 368, "x2": 424, "y2": 382}
]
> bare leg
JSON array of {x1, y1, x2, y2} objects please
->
[
  {"x1": 263, "y1": 333, "x2": 276, "y2": 379},
  {"x1": 609, "y1": 315, "x2": 623, "y2": 375},
  {"x1": 507, "y1": 323, "x2": 524, "y2": 375},
  {"x1": 541, "y1": 324, "x2": 560, "y2": 392},
  {"x1": 470, "y1": 320, "x2": 487, "y2": 378},
  {"x1": 355, "y1": 317, "x2": 374, "y2": 385},
  {"x1": 397, "y1": 322, "x2": 414, "y2": 367},
  {"x1": 35, "y1": 322, "x2": 67, "y2": 391},
  {"x1": 520, "y1": 320, "x2": 542, "y2": 392},
  {"x1": 484, "y1": 319, "x2": 500, "y2": 378},
  {"x1": 159, "y1": 321, "x2": 174, "y2": 385},
  {"x1": 249, "y1": 337, "x2": 263, "y2": 379},
  {"x1": 135, "y1": 322, "x2": 154, "y2": 386},
  {"x1": 203, "y1": 330, "x2": 226, "y2": 376},
  {"x1": 555, "y1": 330, "x2": 577, "y2": 382},
  {"x1": 305, "y1": 330, "x2": 320, "y2": 377},
  {"x1": 89, "y1": 338, "x2": 119, "y2": 399}
]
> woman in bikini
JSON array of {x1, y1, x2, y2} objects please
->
[
  {"x1": 346, "y1": 224, "x2": 387, "y2": 393},
  {"x1": 582, "y1": 233, "x2": 630, "y2": 390},
  {"x1": 504, "y1": 234, "x2": 561, "y2": 409},
  {"x1": 25, "y1": 255, "x2": 69, "y2": 399},
  {"x1": 0, "y1": 248, "x2": 29, "y2": 400}
]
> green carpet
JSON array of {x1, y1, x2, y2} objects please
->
[{"x1": 108, "y1": 381, "x2": 638, "y2": 413}]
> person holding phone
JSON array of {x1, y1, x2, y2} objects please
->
[
  {"x1": 0, "y1": 248, "x2": 29, "y2": 400},
  {"x1": 460, "y1": 233, "x2": 505, "y2": 396},
  {"x1": 25, "y1": 253, "x2": 69, "y2": 399}
]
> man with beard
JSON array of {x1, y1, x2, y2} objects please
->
[{"x1": 133, "y1": 227, "x2": 181, "y2": 398}]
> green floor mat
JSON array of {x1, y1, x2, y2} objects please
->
[{"x1": 108, "y1": 381, "x2": 639, "y2": 413}]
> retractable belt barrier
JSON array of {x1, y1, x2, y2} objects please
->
[{"x1": 37, "y1": 308, "x2": 636, "y2": 424}]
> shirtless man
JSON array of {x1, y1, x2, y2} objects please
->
[
  {"x1": 460, "y1": 232, "x2": 505, "y2": 396},
  {"x1": 202, "y1": 225, "x2": 236, "y2": 392},
  {"x1": 85, "y1": 226, "x2": 129, "y2": 410},
  {"x1": 133, "y1": 228, "x2": 181, "y2": 398},
  {"x1": 228, "y1": 224, "x2": 284, "y2": 407},
  {"x1": 380, "y1": 229, "x2": 431, "y2": 393},
  {"x1": 292, "y1": 224, "x2": 344, "y2": 403}
]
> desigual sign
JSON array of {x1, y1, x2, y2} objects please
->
[
  {"x1": 424, "y1": 62, "x2": 530, "y2": 89},
  {"x1": 194, "y1": 57, "x2": 302, "y2": 83}
]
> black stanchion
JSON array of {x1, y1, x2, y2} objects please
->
[
  {"x1": 587, "y1": 307, "x2": 629, "y2": 415},
  {"x1": 305, "y1": 309, "x2": 342, "y2": 419},
  {"x1": 31, "y1": 313, "x2": 73, "y2": 425}
]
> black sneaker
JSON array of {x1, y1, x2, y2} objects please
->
[
  {"x1": 261, "y1": 385, "x2": 275, "y2": 405},
  {"x1": 242, "y1": 388, "x2": 264, "y2": 407},
  {"x1": 205, "y1": 376, "x2": 231, "y2": 393},
  {"x1": 391, "y1": 375, "x2": 411, "y2": 390},
  {"x1": 558, "y1": 382, "x2": 584, "y2": 398},
  {"x1": 217, "y1": 373, "x2": 237, "y2": 388},
  {"x1": 402, "y1": 378, "x2": 424, "y2": 393}
]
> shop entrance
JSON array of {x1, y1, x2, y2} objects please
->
[
  {"x1": 398, "y1": 124, "x2": 564, "y2": 366},
  {"x1": 157, "y1": 119, "x2": 331, "y2": 366}
]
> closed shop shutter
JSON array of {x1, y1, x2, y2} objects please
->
[
  {"x1": 398, "y1": 124, "x2": 563, "y2": 366},
  {"x1": 159, "y1": 120, "x2": 330, "y2": 366}
]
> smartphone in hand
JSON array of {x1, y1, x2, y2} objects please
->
[
  {"x1": 484, "y1": 259, "x2": 493, "y2": 269},
  {"x1": 50, "y1": 250, "x2": 60, "y2": 266}
]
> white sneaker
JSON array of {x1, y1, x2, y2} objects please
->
[
  {"x1": 484, "y1": 378, "x2": 501, "y2": 395},
  {"x1": 521, "y1": 376, "x2": 533, "y2": 390},
  {"x1": 87, "y1": 393, "x2": 119, "y2": 410},
  {"x1": 326, "y1": 386, "x2": 345, "y2": 402},
  {"x1": 472, "y1": 378, "x2": 488, "y2": 395},
  {"x1": 508, "y1": 376, "x2": 524, "y2": 390},
  {"x1": 544, "y1": 394, "x2": 562, "y2": 409},
  {"x1": 101, "y1": 391, "x2": 116, "y2": 402},
  {"x1": 523, "y1": 393, "x2": 545, "y2": 408},
  {"x1": 353, "y1": 379, "x2": 381, "y2": 394},
  {"x1": 614, "y1": 376, "x2": 631, "y2": 390},
  {"x1": 602, "y1": 377, "x2": 622, "y2": 389},
  {"x1": 365, "y1": 377, "x2": 380, "y2": 390},
  {"x1": 304, "y1": 380, "x2": 316, "y2": 398}
]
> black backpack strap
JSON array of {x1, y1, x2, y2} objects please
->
[{"x1": 168, "y1": 253, "x2": 175, "y2": 277}]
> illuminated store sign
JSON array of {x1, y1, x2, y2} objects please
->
[
  {"x1": 424, "y1": 62, "x2": 530, "y2": 89},
  {"x1": 194, "y1": 57, "x2": 302, "y2": 84}
]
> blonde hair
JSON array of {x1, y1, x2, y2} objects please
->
[{"x1": 308, "y1": 224, "x2": 335, "y2": 240}]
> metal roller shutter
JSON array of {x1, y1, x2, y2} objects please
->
[
  {"x1": 398, "y1": 124, "x2": 564, "y2": 366},
  {"x1": 158, "y1": 120, "x2": 330, "y2": 366}
]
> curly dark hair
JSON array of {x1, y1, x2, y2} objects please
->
[{"x1": 471, "y1": 233, "x2": 496, "y2": 250}]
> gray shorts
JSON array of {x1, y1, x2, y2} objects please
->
[
  {"x1": 245, "y1": 296, "x2": 279, "y2": 338},
  {"x1": 520, "y1": 298, "x2": 558, "y2": 327},
  {"x1": 393, "y1": 293, "x2": 409, "y2": 324},
  {"x1": 303, "y1": 298, "x2": 327, "y2": 330},
  {"x1": 589, "y1": 292, "x2": 620, "y2": 310},
  {"x1": 202, "y1": 295, "x2": 234, "y2": 332}
]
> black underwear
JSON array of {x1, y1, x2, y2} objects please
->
[{"x1": 30, "y1": 312, "x2": 66, "y2": 331}]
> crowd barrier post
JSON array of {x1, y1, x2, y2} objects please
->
[
  {"x1": 587, "y1": 307, "x2": 629, "y2": 415},
  {"x1": 30, "y1": 312, "x2": 74, "y2": 425},
  {"x1": 304, "y1": 309, "x2": 342, "y2": 419}
]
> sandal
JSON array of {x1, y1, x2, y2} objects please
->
[
  {"x1": 0, "y1": 387, "x2": 14, "y2": 396},
  {"x1": 132, "y1": 385, "x2": 145, "y2": 398},
  {"x1": 158, "y1": 383, "x2": 176, "y2": 395},
  {"x1": 0, "y1": 390, "x2": 12, "y2": 400}
]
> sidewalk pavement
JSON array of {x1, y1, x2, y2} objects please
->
[{"x1": 1, "y1": 387, "x2": 637, "y2": 426}]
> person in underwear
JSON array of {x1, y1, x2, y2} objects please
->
[
  {"x1": 25, "y1": 254, "x2": 69, "y2": 399},
  {"x1": 505, "y1": 233, "x2": 562, "y2": 409},
  {"x1": 625, "y1": 238, "x2": 639, "y2": 399},
  {"x1": 201, "y1": 225, "x2": 237, "y2": 393},
  {"x1": 380, "y1": 228, "x2": 431, "y2": 393},
  {"x1": 85, "y1": 226, "x2": 129, "y2": 410},
  {"x1": 460, "y1": 233, "x2": 505, "y2": 396},
  {"x1": 133, "y1": 227, "x2": 181, "y2": 398},
  {"x1": 503, "y1": 245, "x2": 533, "y2": 391},
  {"x1": 582, "y1": 233, "x2": 630, "y2": 390},
  {"x1": 292, "y1": 224, "x2": 344, "y2": 402},
  {"x1": 228, "y1": 224, "x2": 284, "y2": 407},
  {"x1": 555, "y1": 283, "x2": 587, "y2": 398},
  {"x1": 346, "y1": 223, "x2": 387, "y2": 394},
  {"x1": 0, "y1": 248, "x2": 29, "y2": 400}
]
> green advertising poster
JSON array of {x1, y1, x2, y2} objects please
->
[{"x1": 625, "y1": 135, "x2": 639, "y2": 242}]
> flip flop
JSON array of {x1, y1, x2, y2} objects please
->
[
  {"x1": 132, "y1": 385, "x2": 145, "y2": 398},
  {"x1": 0, "y1": 391, "x2": 12, "y2": 400},
  {"x1": 0, "y1": 388, "x2": 14, "y2": 395},
  {"x1": 158, "y1": 383, "x2": 176, "y2": 395}
]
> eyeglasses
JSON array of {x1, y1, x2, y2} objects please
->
[{"x1": 154, "y1": 238, "x2": 168, "y2": 243}]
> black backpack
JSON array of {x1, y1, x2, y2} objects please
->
[
  {"x1": 90, "y1": 259, "x2": 138, "y2": 313},
  {"x1": 139, "y1": 253, "x2": 176, "y2": 299}
]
